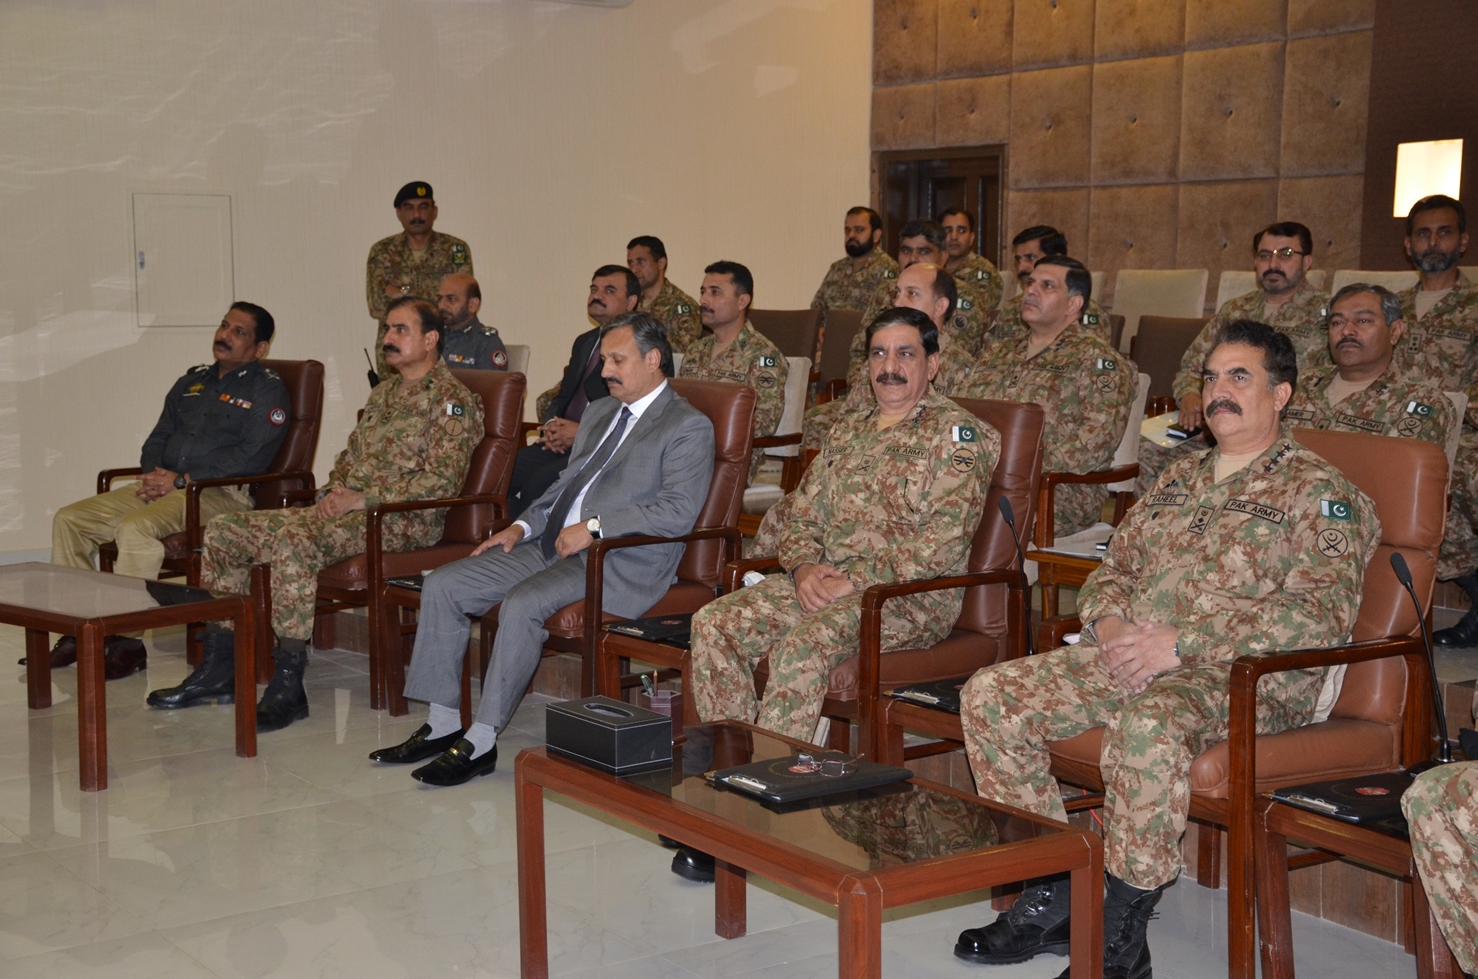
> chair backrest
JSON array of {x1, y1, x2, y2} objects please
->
[
  {"x1": 1291, "y1": 430, "x2": 1447, "y2": 724},
  {"x1": 504, "y1": 344, "x2": 531, "y2": 377},
  {"x1": 948, "y1": 399, "x2": 1046, "y2": 657},
  {"x1": 1089, "y1": 270, "x2": 1106, "y2": 303},
  {"x1": 1330, "y1": 269, "x2": 1419, "y2": 295},
  {"x1": 817, "y1": 309, "x2": 865, "y2": 386},
  {"x1": 1129, "y1": 316, "x2": 1209, "y2": 401},
  {"x1": 441, "y1": 369, "x2": 527, "y2": 543},
  {"x1": 1216, "y1": 270, "x2": 1257, "y2": 311},
  {"x1": 1307, "y1": 269, "x2": 1329, "y2": 293},
  {"x1": 668, "y1": 378, "x2": 757, "y2": 589},
  {"x1": 251, "y1": 359, "x2": 325, "y2": 507},
  {"x1": 749, "y1": 308, "x2": 824, "y2": 362},
  {"x1": 1105, "y1": 374, "x2": 1151, "y2": 494},
  {"x1": 766, "y1": 356, "x2": 812, "y2": 459},
  {"x1": 1106, "y1": 313, "x2": 1126, "y2": 353},
  {"x1": 1443, "y1": 391, "x2": 1468, "y2": 468},
  {"x1": 1112, "y1": 269, "x2": 1209, "y2": 352}
]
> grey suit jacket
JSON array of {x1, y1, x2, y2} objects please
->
[{"x1": 520, "y1": 383, "x2": 715, "y2": 618}]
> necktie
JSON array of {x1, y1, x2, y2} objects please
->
[
  {"x1": 540, "y1": 406, "x2": 632, "y2": 558},
  {"x1": 563, "y1": 342, "x2": 604, "y2": 422}
]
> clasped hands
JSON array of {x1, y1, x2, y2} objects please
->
[
  {"x1": 136, "y1": 468, "x2": 180, "y2": 501},
  {"x1": 534, "y1": 418, "x2": 578, "y2": 455},
  {"x1": 790, "y1": 563, "x2": 855, "y2": 613},
  {"x1": 1091, "y1": 616, "x2": 1181, "y2": 695},
  {"x1": 471, "y1": 522, "x2": 592, "y2": 560}
]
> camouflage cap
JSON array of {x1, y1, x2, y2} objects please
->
[{"x1": 394, "y1": 181, "x2": 434, "y2": 207}]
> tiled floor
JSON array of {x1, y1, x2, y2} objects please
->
[{"x1": 0, "y1": 627, "x2": 1420, "y2": 978}]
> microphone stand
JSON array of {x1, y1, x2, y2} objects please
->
[
  {"x1": 997, "y1": 497, "x2": 1036, "y2": 657},
  {"x1": 1390, "y1": 552, "x2": 1452, "y2": 774}
]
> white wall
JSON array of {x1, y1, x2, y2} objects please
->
[{"x1": 0, "y1": 0, "x2": 872, "y2": 556}]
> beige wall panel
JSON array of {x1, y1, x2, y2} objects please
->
[
  {"x1": 1287, "y1": 0, "x2": 1375, "y2": 36},
  {"x1": 1087, "y1": 184, "x2": 1180, "y2": 280},
  {"x1": 1180, "y1": 42, "x2": 1285, "y2": 181},
  {"x1": 1091, "y1": 55, "x2": 1182, "y2": 184},
  {"x1": 1013, "y1": 0, "x2": 1096, "y2": 70},
  {"x1": 1280, "y1": 31, "x2": 1372, "y2": 176},
  {"x1": 1176, "y1": 179, "x2": 1280, "y2": 279},
  {"x1": 1278, "y1": 174, "x2": 1366, "y2": 270},
  {"x1": 1186, "y1": 0, "x2": 1287, "y2": 48},
  {"x1": 937, "y1": 75, "x2": 1012, "y2": 146},
  {"x1": 873, "y1": 83, "x2": 938, "y2": 150},
  {"x1": 875, "y1": 0, "x2": 939, "y2": 85},
  {"x1": 1009, "y1": 64, "x2": 1093, "y2": 187},
  {"x1": 1004, "y1": 188, "x2": 1092, "y2": 257},
  {"x1": 1094, "y1": 0, "x2": 1185, "y2": 60},
  {"x1": 938, "y1": 0, "x2": 1013, "y2": 78}
]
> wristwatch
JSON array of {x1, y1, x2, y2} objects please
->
[
  {"x1": 174, "y1": 474, "x2": 188, "y2": 490},
  {"x1": 585, "y1": 516, "x2": 602, "y2": 539}
]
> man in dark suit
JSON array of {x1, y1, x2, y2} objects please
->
[
  {"x1": 371, "y1": 312, "x2": 716, "y2": 785},
  {"x1": 509, "y1": 265, "x2": 640, "y2": 515}
]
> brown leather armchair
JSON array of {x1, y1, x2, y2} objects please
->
[
  {"x1": 253, "y1": 369, "x2": 525, "y2": 708},
  {"x1": 98, "y1": 359, "x2": 326, "y2": 585},
  {"x1": 814, "y1": 309, "x2": 864, "y2": 404}
]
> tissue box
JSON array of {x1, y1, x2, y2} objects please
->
[{"x1": 546, "y1": 696, "x2": 673, "y2": 775}]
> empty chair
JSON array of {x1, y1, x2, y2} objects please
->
[
  {"x1": 747, "y1": 308, "x2": 823, "y2": 362},
  {"x1": 739, "y1": 356, "x2": 810, "y2": 536},
  {"x1": 1130, "y1": 315, "x2": 1210, "y2": 405},
  {"x1": 503, "y1": 344, "x2": 530, "y2": 376},
  {"x1": 1330, "y1": 269, "x2": 1419, "y2": 294},
  {"x1": 1112, "y1": 269, "x2": 1209, "y2": 353},
  {"x1": 816, "y1": 308, "x2": 864, "y2": 399}
]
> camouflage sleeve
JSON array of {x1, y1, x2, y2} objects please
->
[
  {"x1": 326, "y1": 386, "x2": 383, "y2": 491},
  {"x1": 1172, "y1": 316, "x2": 1225, "y2": 402},
  {"x1": 845, "y1": 425, "x2": 997, "y2": 586},
  {"x1": 535, "y1": 383, "x2": 560, "y2": 423},
  {"x1": 362, "y1": 386, "x2": 484, "y2": 508},
  {"x1": 1060, "y1": 355, "x2": 1136, "y2": 474},
  {"x1": 667, "y1": 309, "x2": 702, "y2": 355},
  {"x1": 188, "y1": 375, "x2": 292, "y2": 480},
  {"x1": 366, "y1": 241, "x2": 389, "y2": 322},
  {"x1": 139, "y1": 374, "x2": 189, "y2": 472},
  {"x1": 776, "y1": 434, "x2": 836, "y2": 570},
  {"x1": 751, "y1": 355, "x2": 788, "y2": 439},
  {"x1": 1175, "y1": 479, "x2": 1379, "y2": 667},
  {"x1": 979, "y1": 271, "x2": 1003, "y2": 313},
  {"x1": 1419, "y1": 392, "x2": 1456, "y2": 447}
]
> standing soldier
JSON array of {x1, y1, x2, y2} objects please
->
[
  {"x1": 939, "y1": 207, "x2": 1004, "y2": 312},
  {"x1": 146, "y1": 298, "x2": 482, "y2": 733},
  {"x1": 960, "y1": 256, "x2": 1136, "y2": 539},
  {"x1": 678, "y1": 261, "x2": 787, "y2": 484},
  {"x1": 810, "y1": 207, "x2": 899, "y2": 313},
  {"x1": 628, "y1": 236, "x2": 702, "y2": 355},
  {"x1": 366, "y1": 181, "x2": 473, "y2": 376},
  {"x1": 954, "y1": 321, "x2": 1378, "y2": 978}
]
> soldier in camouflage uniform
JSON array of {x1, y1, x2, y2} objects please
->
[
  {"x1": 1285, "y1": 283, "x2": 1454, "y2": 448},
  {"x1": 148, "y1": 298, "x2": 482, "y2": 734},
  {"x1": 1402, "y1": 760, "x2": 1478, "y2": 974},
  {"x1": 810, "y1": 206, "x2": 899, "y2": 312},
  {"x1": 988, "y1": 225, "x2": 1111, "y2": 346},
  {"x1": 437, "y1": 274, "x2": 508, "y2": 371},
  {"x1": 959, "y1": 257, "x2": 1136, "y2": 539},
  {"x1": 940, "y1": 207, "x2": 1004, "y2": 312},
  {"x1": 954, "y1": 321, "x2": 1378, "y2": 978},
  {"x1": 628, "y1": 236, "x2": 702, "y2": 355},
  {"x1": 1394, "y1": 197, "x2": 1478, "y2": 646},
  {"x1": 366, "y1": 182, "x2": 474, "y2": 376},
  {"x1": 1137, "y1": 222, "x2": 1332, "y2": 494},
  {"x1": 690, "y1": 306, "x2": 994, "y2": 746},
  {"x1": 677, "y1": 261, "x2": 787, "y2": 483}
]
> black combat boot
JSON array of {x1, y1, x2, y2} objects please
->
[
  {"x1": 147, "y1": 628, "x2": 235, "y2": 708},
  {"x1": 256, "y1": 644, "x2": 310, "y2": 732},
  {"x1": 1435, "y1": 573, "x2": 1478, "y2": 647},
  {"x1": 955, "y1": 875, "x2": 1072, "y2": 964},
  {"x1": 1056, "y1": 873, "x2": 1164, "y2": 979}
]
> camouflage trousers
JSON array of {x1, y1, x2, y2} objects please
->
[
  {"x1": 1438, "y1": 428, "x2": 1478, "y2": 581},
  {"x1": 1402, "y1": 761, "x2": 1478, "y2": 974},
  {"x1": 961, "y1": 643, "x2": 1320, "y2": 889},
  {"x1": 689, "y1": 574, "x2": 956, "y2": 742},
  {"x1": 1135, "y1": 433, "x2": 1210, "y2": 498},
  {"x1": 201, "y1": 506, "x2": 422, "y2": 640}
]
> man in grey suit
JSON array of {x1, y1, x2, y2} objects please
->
[{"x1": 371, "y1": 311, "x2": 717, "y2": 785}]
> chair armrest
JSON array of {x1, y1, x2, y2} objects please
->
[
  {"x1": 753, "y1": 432, "x2": 803, "y2": 450},
  {"x1": 1039, "y1": 615, "x2": 1083, "y2": 650},
  {"x1": 1033, "y1": 465, "x2": 1141, "y2": 548},
  {"x1": 725, "y1": 555, "x2": 785, "y2": 593},
  {"x1": 360, "y1": 493, "x2": 515, "y2": 592},
  {"x1": 98, "y1": 467, "x2": 143, "y2": 493}
]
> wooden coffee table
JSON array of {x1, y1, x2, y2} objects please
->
[
  {"x1": 516, "y1": 721, "x2": 1104, "y2": 979},
  {"x1": 0, "y1": 563, "x2": 256, "y2": 791}
]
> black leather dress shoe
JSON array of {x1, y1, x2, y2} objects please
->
[
  {"x1": 411, "y1": 740, "x2": 498, "y2": 786},
  {"x1": 19, "y1": 636, "x2": 77, "y2": 668},
  {"x1": 103, "y1": 637, "x2": 147, "y2": 680},
  {"x1": 369, "y1": 724, "x2": 466, "y2": 764},
  {"x1": 1434, "y1": 606, "x2": 1478, "y2": 648},
  {"x1": 670, "y1": 846, "x2": 715, "y2": 883}
]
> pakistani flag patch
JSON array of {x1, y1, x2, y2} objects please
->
[
  {"x1": 958, "y1": 297, "x2": 974, "y2": 311},
  {"x1": 952, "y1": 425, "x2": 978, "y2": 443},
  {"x1": 1096, "y1": 357, "x2": 1117, "y2": 371},
  {"x1": 1320, "y1": 499, "x2": 1352, "y2": 521},
  {"x1": 677, "y1": 304, "x2": 692, "y2": 315},
  {"x1": 451, "y1": 244, "x2": 468, "y2": 265},
  {"x1": 1406, "y1": 400, "x2": 1435, "y2": 417},
  {"x1": 1083, "y1": 312, "x2": 1100, "y2": 326},
  {"x1": 758, "y1": 355, "x2": 777, "y2": 368},
  {"x1": 446, "y1": 402, "x2": 466, "y2": 418}
]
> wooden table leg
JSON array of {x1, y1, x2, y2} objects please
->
[
  {"x1": 516, "y1": 769, "x2": 549, "y2": 979},
  {"x1": 24, "y1": 628, "x2": 51, "y2": 709},
  {"x1": 1069, "y1": 843, "x2": 1104, "y2": 979},
  {"x1": 1254, "y1": 803, "x2": 1294, "y2": 979},
  {"x1": 233, "y1": 595, "x2": 257, "y2": 759},
  {"x1": 76, "y1": 621, "x2": 107, "y2": 792},
  {"x1": 837, "y1": 875, "x2": 883, "y2": 979},
  {"x1": 715, "y1": 859, "x2": 747, "y2": 939}
]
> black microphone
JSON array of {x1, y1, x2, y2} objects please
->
[
  {"x1": 997, "y1": 497, "x2": 1036, "y2": 657},
  {"x1": 1390, "y1": 552, "x2": 1452, "y2": 770}
]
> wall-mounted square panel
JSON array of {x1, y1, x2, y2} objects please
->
[
  {"x1": 1086, "y1": 183, "x2": 1179, "y2": 279},
  {"x1": 1094, "y1": 0, "x2": 1185, "y2": 61},
  {"x1": 1186, "y1": 0, "x2": 1286, "y2": 48},
  {"x1": 1009, "y1": 64, "x2": 1093, "y2": 187},
  {"x1": 1091, "y1": 55, "x2": 1182, "y2": 184},
  {"x1": 875, "y1": 0, "x2": 938, "y2": 85},
  {"x1": 937, "y1": 75, "x2": 1012, "y2": 146},
  {"x1": 938, "y1": 0, "x2": 1013, "y2": 77},
  {"x1": 1279, "y1": 174, "x2": 1365, "y2": 269},
  {"x1": 872, "y1": 83, "x2": 938, "y2": 150},
  {"x1": 132, "y1": 193, "x2": 234, "y2": 328},
  {"x1": 1176, "y1": 179, "x2": 1279, "y2": 276},
  {"x1": 1180, "y1": 42, "x2": 1285, "y2": 181},
  {"x1": 1005, "y1": 187, "x2": 1092, "y2": 261},
  {"x1": 1281, "y1": 31, "x2": 1372, "y2": 177},
  {"x1": 1287, "y1": 0, "x2": 1374, "y2": 36},
  {"x1": 1013, "y1": 0, "x2": 1096, "y2": 70}
]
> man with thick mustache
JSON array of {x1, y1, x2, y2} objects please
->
[
  {"x1": 46, "y1": 303, "x2": 290, "y2": 678},
  {"x1": 515, "y1": 266, "x2": 640, "y2": 515},
  {"x1": 366, "y1": 181, "x2": 473, "y2": 377},
  {"x1": 953, "y1": 320, "x2": 1378, "y2": 979},
  {"x1": 148, "y1": 297, "x2": 481, "y2": 733},
  {"x1": 1137, "y1": 221, "x2": 1331, "y2": 494},
  {"x1": 1392, "y1": 196, "x2": 1478, "y2": 645}
]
